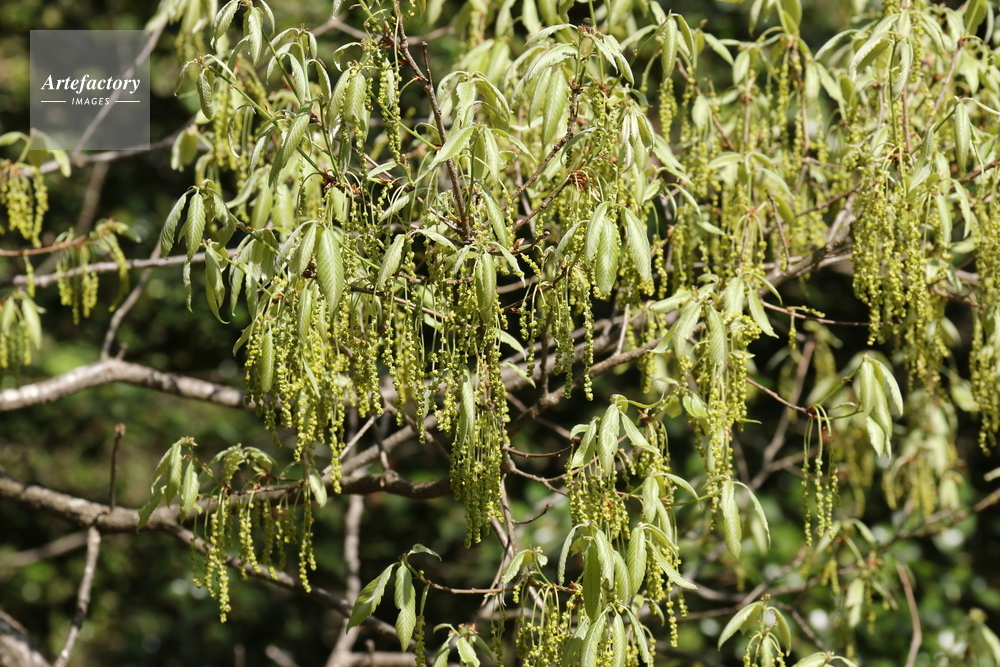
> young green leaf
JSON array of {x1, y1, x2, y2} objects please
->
[
  {"x1": 394, "y1": 566, "x2": 416, "y2": 651},
  {"x1": 623, "y1": 207, "x2": 652, "y2": 284},
  {"x1": 376, "y1": 234, "x2": 406, "y2": 290},
  {"x1": 347, "y1": 564, "x2": 397, "y2": 630},
  {"x1": 718, "y1": 602, "x2": 762, "y2": 649},
  {"x1": 598, "y1": 404, "x2": 621, "y2": 474},
  {"x1": 720, "y1": 479, "x2": 742, "y2": 559},
  {"x1": 315, "y1": 227, "x2": 345, "y2": 309}
]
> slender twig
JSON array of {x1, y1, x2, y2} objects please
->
[
  {"x1": 75, "y1": 161, "x2": 109, "y2": 235},
  {"x1": 746, "y1": 377, "x2": 811, "y2": 415},
  {"x1": 0, "y1": 531, "x2": 88, "y2": 573},
  {"x1": 794, "y1": 186, "x2": 859, "y2": 218},
  {"x1": 790, "y1": 607, "x2": 825, "y2": 651},
  {"x1": 897, "y1": 562, "x2": 922, "y2": 667},
  {"x1": 931, "y1": 46, "x2": 961, "y2": 120},
  {"x1": 513, "y1": 503, "x2": 553, "y2": 525},
  {"x1": 959, "y1": 158, "x2": 1000, "y2": 184},
  {"x1": 327, "y1": 495, "x2": 364, "y2": 667},
  {"x1": 266, "y1": 645, "x2": 301, "y2": 667},
  {"x1": 1, "y1": 253, "x2": 204, "y2": 289},
  {"x1": 506, "y1": 84, "x2": 583, "y2": 208},
  {"x1": 102, "y1": 245, "x2": 160, "y2": 359},
  {"x1": 512, "y1": 176, "x2": 573, "y2": 233},
  {"x1": 72, "y1": 24, "x2": 164, "y2": 156},
  {"x1": 0, "y1": 235, "x2": 87, "y2": 257},
  {"x1": 751, "y1": 341, "x2": 814, "y2": 490},
  {"x1": 390, "y1": 14, "x2": 467, "y2": 234},
  {"x1": 760, "y1": 301, "x2": 894, "y2": 328},
  {"x1": 52, "y1": 526, "x2": 101, "y2": 667},
  {"x1": 109, "y1": 424, "x2": 125, "y2": 511}
]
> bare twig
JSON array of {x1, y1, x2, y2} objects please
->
[
  {"x1": 109, "y1": 424, "x2": 125, "y2": 511},
  {"x1": 896, "y1": 562, "x2": 922, "y2": 667},
  {"x1": 266, "y1": 645, "x2": 301, "y2": 667},
  {"x1": 34, "y1": 130, "x2": 184, "y2": 177},
  {"x1": 75, "y1": 162, "x2": 109, "y2": 235},
  {"x1": 746, "y1": 377, "x2": 811, "y2": 415},
  {"x1": 52, "y1": 526, "x2": 101, "y2": 667},
  {"x1": 751, "y1": 341, "x2": 814, "y2": 490},
  {"x1": 72, "y1": 24, "x2": 164, "y2": 157},
  {"x1": 327, "y1": 496, "x2": 365, "y2": 667},
  {"x1": 0, "y1": 532, "x2": 88, "y2": 574},
  {"x1": 102, "y1": 245, "x2": 160, "y2": 359},
  {"x1": 1, "y1": 253, "x2": 204, "y2": 289}
]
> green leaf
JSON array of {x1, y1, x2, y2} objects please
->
[
  {"x1": 849, "y1": 35, "x2": 889, "y2": 79},
  {"x1": 791, "y1": 653, "x2": 832, "y2": 667},
  {"x1": 270, "y1": 112, "x2": 311, "y2": 188},
  {"x1": 456, "y1": 636, "x2": 479, "y2": 667},
  {"x1": 315, "y1": 227, "x2": 345, "y2": 309},
  {"x1": 965, "y1": 0, "x2": 988, "y2": 36},
  {"x1": 650, "y1": 545, "x2": 696, "y2": 589},
  {"x1": 428, "y1": 125, "x2": 476, "y2": 172},
  {"x1": 20, "y1": 297, "x2": 41, "y2": 351},
  {"x1": 197, "y1": 69, "x2": 214, "y2": 120},
  {"x1": 866, "y1": 415, "x2": 889, "y2": 458},
  {"x1": 583, "y1": 544, "x2": 602, "y2": 619},
  {"x1": 212, "y1": 0, "x2": 241, "y2": 45},
  {"x1": 598, "y1": 404, "x2": 621, "y2": 474},
  {"x1": 258, "y1": 327, "x2": 274, "y2": 393},
  {"x1": 718, "y1": 603, "x2": 762, "y2": 649},
  {"x1": 623, "y1": 208, "x2": 652, "y2": 284},
  {"x1": 707, "y1": 307, "x2": 726, "y2": 375},
  {"x1": 626, "y1": 527, "x2": 647, "y2": 594},
  {"x1": 871, "y1": 358, "x2": 903, "y2": 416},
  {"x1": 179, "y1": 461, "x2": 200, "y2": 521},
  {"x1": 377, "y1": 235, "x2": 406, "y2": 290},
  {"x1": 347, "y1": 564, "x2": 397, "y2": 630},
  {"x1": 204, "y1": 248, "x2": 227, "y2": 323},
  {"x1": 720, "y1": 479, "x2": 742, "y2": 559},
  {"x1": 773, "y1": 609, "x2": 792, "y2": 653},
  {"x1": 394, "y1": 566, "x2": 416, "y2": 651},
  {"x1": 611, "y1": 613, "x2": 626, "y2": 667},
  {"x1": 954, "y1": 101, "x2": 971, "y2": 171},
  {"x1": 661, "y1": 19, "x2": 678, "y2": 78},
  {"x1": 582, "y1": 609, "x2": 607, "y2": 665},
  {"x1": 137, "y1": 486, "x2": 163, "y2": 529},
  {"x1": 162, "y1": 442, "x2": 183, "y2": 506},
  {"x1": 501, "y1": 549, "x2": 529, "y2": 584},
  {"x1": 308, "y1": 469, "x2": 328, "y2": 507},
  {"x1": 161, "y1": 192, "x2": 189, "y2": 257},
  {"x1": 245, "y1": 8, "x2": 264, "y2": 63},
  {"x1": 703, "y1": 32, "x2": 734, "y2": 65},
  {"x1": 650, "y1": 289, "x2": 692, "y2": 314},
  {"x1": 475, "y1": 253, "x2": 496, "y2": 323},
  {"x1": 671, "y1": 299, "x2": 702, "y2": 349},
  {"x1": 741, "y1": 484, "x2": 770, "y2": 551}
]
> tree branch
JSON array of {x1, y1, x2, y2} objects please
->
[
  {"x1": 0, "y1": 607, "x2": 50, "y2": 667},
  {"x1": 0, "y1": 468, "x2": 402, "y2": 646},
  {"x1": 896, "y1": 562, "x2": 922, "y2": 667},
  {"x1": 0, "y1": 253, "x2": 204, "y2": 290},
  {"x1": 0, "y1": 358, "x2": 247, "y2": 412},
  {"x1": 51, "y1": 527, "x2": 101, "y2": 667}
]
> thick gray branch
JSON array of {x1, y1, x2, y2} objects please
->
[
  {"x1": 0, "y1": 608, "x2": 49, "y2": 667},
  {"x1": 0, "y1": 359, "x2": 246, "y2": 412},
  {"x1": 0, "y1": 468, "x2": 400, "y2": 645}
]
